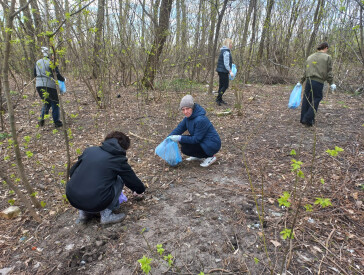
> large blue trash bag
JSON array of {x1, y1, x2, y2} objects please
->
[
  {"x1": 229, "y1": 64, "x2": 237, "y2": 80},
  {"x1": 155, "y1": 138, "x2": 182, "y2": 166},
  {"x1": 288, "y1": 84, "x2": 302, "y2": 109},
  {"x1": 58, "y1": 80, "x2": 66, "y2": 94}
]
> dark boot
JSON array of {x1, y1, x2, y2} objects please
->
[
  {"x1": 100, "y1": 208, "x2": 126, "y2": 225},
  {"x1": 38, "y1": 120, "x2": 45, "y2": 127},
  {"x1": 54, "y1": 121, "x2": 63, "y2": 128}
]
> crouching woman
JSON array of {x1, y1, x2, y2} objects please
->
[
  {"x1": 66, "y1": 131, "x2": 145, "y2": 225},
  {"x1": 168, "y1": 95, "x2": 221, "y2": 167}
]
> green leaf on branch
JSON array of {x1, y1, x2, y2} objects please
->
[
  {"x1": 278, "y1": 192, "x2": 291, "y2": 207},
  {"x1": 280, "y1": 228, "x2": 294, "y2": 240},
  {"x1": 138, "y1": 256, "x2": 152, "y2": 274},
  {"x1": 314, "y1": 198, "x2": 332, "y2": 208}
]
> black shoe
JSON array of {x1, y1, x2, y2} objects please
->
[
  {"x1": 221, "y1": 100, "x2": 228, "y2": 105},
  {"x1": 38, "y1": 120, "x2": 45, "y2": 127},
  {"x1": 54, "y1": 121, "x2": 63, "y2": 128},
  {"x1": 216, "y1": 101, "x2": 222, "y2": 106}
]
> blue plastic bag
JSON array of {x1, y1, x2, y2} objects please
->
[
  {"x1": 58, "y1": 80, "x2": 66, "y2": 94},
  {"x1": 155, "y1": 138, "x2": 182, "y2": 166},
  {"x1": 229, "y1": 64, "x2": 237, "y2": 80},
  {"x1": 288, "y1": 84, "x2": 302, "y2": 109}
]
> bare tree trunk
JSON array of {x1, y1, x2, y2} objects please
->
[
  {"x1": 305, "y1": 0, "x2": 326, "y2": 57},
  {"x1": 2, "y1": 0, "x2": 42, "y2": 209},
  {"x1": 141, "y1": 0, "x2": 174, "y2": 89},
  {"x1": 244, "y1": 0, "x2": 258, "y2": 83},
  {"x1": 208, "y1": 0, "x2": 229, "y2": 94},
  {"x1": 257, "y1": 0, "x2": 275, "y2": 61},
  {"x1": 19, "y1": 0, "x2": 36, "y2": 79},
  {"x1": 92, "y1": 0, "x2": 106, "y2": 78}
]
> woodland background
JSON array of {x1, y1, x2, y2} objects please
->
[{"x1": 0, "y1": 0, "x2": 363, "y2": 274}]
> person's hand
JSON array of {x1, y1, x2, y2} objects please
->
[
  {"x1": 296, "y1": 82, "x2": 302, "y2": 87},
  {"x1": 330, "y1": 84, "x2": 336, "y2": 90},
  {"x1": 230, "y1": 71, "x2": 234, "y2": 77},
  {"x1": 168, "y1": 135, "x2": 181, "y2": 142},
  {"x1": 133, "y1": 191, "x2": 144, "y2": 201}
]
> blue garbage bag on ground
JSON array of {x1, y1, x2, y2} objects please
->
[
  {"x1": 155, "y1": 138, "x2": 182, "y2": 166},
  {"x1": 288, "y1": 84, "x2": 302, "y2": 109},
  {"x1": 59, "y1": 80, "x2": 66, "y2": 94},
  {"x1": 229, "y1": 64, "x2": 237, "y2": 80}
]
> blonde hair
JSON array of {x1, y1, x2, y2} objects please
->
[{"x1": 222, "y1": 38, "x2": 233, "y2": 48}]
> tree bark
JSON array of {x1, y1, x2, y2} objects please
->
[
  {"x1": 92, "y1": 0, "x2": 106, "y2": 78},
  {"x1": 2, "y1": 0, "x2": 42, "y2": 209},
  {"x1": 305, "y1": 0, "x2": 326, "y2": 57},
  {"x1": 141, "y1": 0, "x2": 174, "y2": 89},
  {"x1": 257, "y1": 0, "x2": 275, "y2": 61}
]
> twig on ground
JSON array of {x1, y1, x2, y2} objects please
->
[{"x1": 128, "y1": 131, "x2": 155, "y2": 142}]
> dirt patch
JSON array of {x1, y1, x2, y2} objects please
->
[{"x1": 1, "y1": 82, "x2": 363, "y2": 274}]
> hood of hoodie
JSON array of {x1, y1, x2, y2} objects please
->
[
  {"x1": 101, "y1": 138, "x2": 126, "y2": 156},
  {"x1": 188, "y1": 103, "x2": 206, "y2": 120},
  {"x1": 220, "y1": 46, "x2": 230, "y2": 51}
]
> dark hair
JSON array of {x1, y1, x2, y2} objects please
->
[
  {"x1": 104, "y1": 131, "x2": 130, "y2": 150},
  {"x1": 317, "y1": 42, "x2": 329, "y2": 51}
]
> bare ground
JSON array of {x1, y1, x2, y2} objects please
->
[{"x1": 0, "y1": 80, "x2": 363, "y2": 275}]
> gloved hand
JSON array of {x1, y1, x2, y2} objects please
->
[
  {"x1": 296, "y1": 82, "x2": 302, "y2": 87},
  {"x1": 168, "y1": 135, "x2": 181, "y2": 142},
  {"x1": 330, "y1": 84, "x2": 336, "y2": 90}
]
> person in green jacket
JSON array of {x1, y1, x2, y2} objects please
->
[{"x1": 298, "y1": 42, "x2": 336, "y2": 126}]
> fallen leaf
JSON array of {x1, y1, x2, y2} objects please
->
[{"x1": 270, "y1": 240, "x2": 281, "y2": 247}]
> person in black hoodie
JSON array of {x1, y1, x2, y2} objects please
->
[{"x1": 66, "y1": 131, "x2": 146, "y2": 225}]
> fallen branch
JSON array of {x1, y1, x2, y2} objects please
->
[{"x1": 128, "y1": 131, "x2": 155, "y2": 143}]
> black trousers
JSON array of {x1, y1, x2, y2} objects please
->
[
  {"x1": 180, "y1": 142, "x2": 209, "y2": 158},
  {"x1": 300, "y1": 79, "x2": 324, "y2": 125},
  {"x1": 216, "y1": 72, "x2": 229, "y2": 102}
]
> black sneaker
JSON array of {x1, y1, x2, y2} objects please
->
[
  {"x1": 38, "y1": 120, "x2": 45, "y2": 127},
  {"x1": 54, "y1": 121, "x2": 63, "y2": 128},
  {"x1": 216, "y1": 101, "x2": 222, "y2": 106},
  {"x1": 221, "y1": 100, "x2": 228, "y2": 105}
]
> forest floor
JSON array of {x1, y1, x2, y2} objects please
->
[{"x1": 0, "y1": 80, "x2": 363, "y2": 275}]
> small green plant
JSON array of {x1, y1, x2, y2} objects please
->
[
  {"x1": 40, "y1": 201, "x2": 46, "y2": 208},
  {"x1": 314, "y1": 198, "x2": 332, "y2": 208},
  {"x1": 8, "y1": 199, "x2": 15, "y2": 205},
  {"x1": 278, "y1": 191, "x2": 291, "y2": 207},
  {"x1": 254, "y1": 257, "x2": 259, "y2": 264},
  {"x1": 280, "y1": 228, "x2": 294, "y2": 240},
  {"x1": 326, "y1": 146, "x2": 344, "y2": 157},
  {"x1": 9, "y1": 190, "x2": 15, "y2": 195},
  {"x1": 156, "y1": 244, "x2": 165, "y2": 255},
  {"x1": 26, "y1": 151, "x2": 33, "y2": 158},
  {"x1": 163, "y1": 254, "x2": 173, "y2": 267},
  {"x1": 320, "y1": 178, "x2": 325, "y2": 184},
  {"x1": 138, "y1": 256, "x2": 152, "y2": 274},
  {"x1": 304, "y1": 204, "x2": 313, "y2": 212},
  {"x1": 31, "y1": 192, "x2": 38, "y2": 197},
  {"x1": 52, "y1": 129, "x2": 58, "y2": 134}
]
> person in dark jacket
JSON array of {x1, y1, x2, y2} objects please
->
[
  {"x1": 66, "y1": 131, "x2": 146, "y2": 225},
  {"x1": 299, "y1": 42, "x2": 336, "y2": 126},
  {"x1": 215, "y1": 38, "x2": 234, "y2": 106},
  {"x1": 34, "y1": 47, "x2": 65, "y2": 128},
  {"x1": 168, "y1": 95, "x2": 221, "y2": 167}
]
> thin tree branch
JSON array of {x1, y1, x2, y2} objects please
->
[{"x1": 51, "y1": 0, "x2": 96, "y2": 36}]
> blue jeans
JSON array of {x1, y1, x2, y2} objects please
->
[{"x1": 37, "y1": 87, "x2": 60, "y2": 123}]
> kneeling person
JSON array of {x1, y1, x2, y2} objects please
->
[
  {"x1": 66, "y1": 131, "x2": 146, "y2": 225},
  {"x1": 168, "y1": 95, "x2": 221, "y2": 167}
]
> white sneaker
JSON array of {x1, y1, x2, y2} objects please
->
[
  {"x1": 200, "y1": 156, "x2": 217, "y2": 167},
  {"x1": 186, "y1": 156, "x2": 203, "y2": 161}
]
